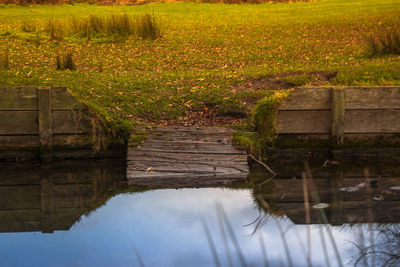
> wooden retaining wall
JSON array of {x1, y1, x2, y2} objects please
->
[
  {"x1": 276, "y1": 86, "x2": 400, "y2": 148},
  {"x1": 0, "y1": 86, "x2": 125, "y2": 161}
]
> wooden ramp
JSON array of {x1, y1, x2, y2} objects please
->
[{"x1": 127, "y1": 126, "x2": 249, "y2": 188}]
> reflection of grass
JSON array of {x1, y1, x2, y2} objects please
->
[
  {"x1": 216, "y1": 203, "x2": 248, "y2": 267},
  {"x1": 352, "y1": 225, "x2": 400, "y2": 266},
  {"x1": 302, "y1": 162, "x2": 344, "y2": 267},
  {"x1": 252, "y1": 161, "x2": 345, "y2": 267}
]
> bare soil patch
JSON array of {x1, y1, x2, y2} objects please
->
[{"x1": 237, "y1": 71, "x2": 338, "y2": 91}]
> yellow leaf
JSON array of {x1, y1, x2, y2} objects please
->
[{"x1": 146, "y1": 167, "x2": 152, "y2": 172}]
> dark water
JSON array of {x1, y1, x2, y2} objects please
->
[{"x1": 0, "y1": 159, "x2": 399, "y2": 267}]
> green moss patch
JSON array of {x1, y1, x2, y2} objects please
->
[
  {"x1": 232, "y1": 90, "x2": 290, "y2": 157},
  {"x1": 128, "y1": 128, "x2": 147, "y2": 147},
  {"x1": 252, "y1": 90, "x2": 290, "y2": 146}
]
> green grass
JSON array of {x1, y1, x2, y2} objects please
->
[{"x1": 0, "y1": 0, "x2": 399, "y2": 132}]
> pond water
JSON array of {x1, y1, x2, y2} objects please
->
[{"x1": 0, "y1": 159, "x2": 399, "y2": 267}]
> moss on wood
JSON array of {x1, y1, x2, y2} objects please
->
[{"x1": 128, "y1": 128, "x2": 147, "y2": 147}]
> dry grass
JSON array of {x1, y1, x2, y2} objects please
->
[
  {"x1": 136, "y1": 13, "x2": 161, "y2": 40},
  {"x1": 63, "y1": 13, "x2": 160, "y2": 39},
  {"x1": 47, "y1": 19, "x2": 64, "y2": 41},
  {"x1": 368, "y1": 22, "x2": 400, "y2": 56},
  {"x1": 56, "y1": 51, "x2": 75, "y2": 70},
  {"x1": 0, "y1": 51, "x2": 9, "y2": 69},
  {"x1": 21, "y1": 21, "x2": 36, "y2": 33}
]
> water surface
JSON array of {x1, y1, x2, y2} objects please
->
[{"x1": 0, "y1": 159, "x2": 399, "y2": 267}]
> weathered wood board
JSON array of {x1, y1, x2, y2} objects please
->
[
  {"x1": 276, "y1": 110, "x2": 331, "y2": 134},
  {"x1": 0, "y1": 86, "x2": 125, "y2": 161},
  {"x1": 275, "y1": 86, "x2": 400, "y2": 150},
  {"x1": 127, "y1": 126, "x2": 249, "y2": 188}
]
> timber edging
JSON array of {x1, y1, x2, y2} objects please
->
[
  {"x1": 0, "y1": 86, "x2": 126, "y2": 161},
  {"x1": 273, "y1": 86, "x2": 400, "y2": 156}
]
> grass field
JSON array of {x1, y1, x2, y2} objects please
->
[{"x1": 0, "y1": 0, "x2": 399, "y2": 131}]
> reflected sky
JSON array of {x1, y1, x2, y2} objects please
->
[{"x1": 0, "y1": 188, "x2": 394, "y2": 267}]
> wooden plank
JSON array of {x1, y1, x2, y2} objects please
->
[
  {"x1": 127, "y1": 174, "x2": 247, "y2": 188},
  {"x1": 133, "y1": 148, "x2": 246, "y2": 155},
  {"x1": 0, "y1": 135, "x2": 39, "y2": 147},
  {"x1": 261, "y1": 177, "x2": 400, "y2": 203},
  {"x1": 138, "y1": 141, "x2": 244, "y2": 153},
  {"x1": 53, "y1": 184, "x2": 95, "y2": 208},
  {"x1": 128, "y1": 161, "x2": 248, "y2": 174},
  {"x1": 146, "y1": 138, "x2": 231, "y2": 144},
  {"x1": 0, "y1": 87, "x2": 38, "y2": 111},
  {"x1": 38, "y1": 87, "x2": 52, "y2": 161},
  {"x1": 142, "y1": 126, "x2": 234, "y2": 135},
  {"x1": 259, "y1": 179, "x2": 332, "y2": 203},
  {"x1": 0, "y1": 149, "x2": 39, "y2": 160},
  {"x1": 0, "y1": 111, "x2": 38, "y2": 134},
  {"x1": 329, "y1": 201, "x2": 400, "y2": 224},
  {"x1": 279, "y1": 86, "x2": 400, "y2": 110},
  {"x1": 51, "y1": 87, "x2": 87, "y2": 110},
  {"x1": 345, "y1": 86, "x2": 400, "y2": 109},
  {"x1": 0, "y1": 210, "x2": 40, "y2": 233},
  {"x1": 53, "y1": 208, "x2": 86, "y2": 230},
  {"x1": 145, "y1": 135, "x2": 232, "y2": 143},
  {"x1": 344, "y1": 133, "x2": 400, "y2": 140},
  {"x1": 276, "y1": 110, "x2": 331, "y2": 134},
  {"x1": 276, "y1": 133, "x2": 330, "y2": 141},
  {"x1": 52, "y1": 149, "x2": 124, "y2": 159},
  {"x1": 0, "y1": 168, "x2": 41, "y2": 185},
  {"x1": 40, "y1": 176, "x2": 54, "y2": 233},
  {"x1": 270, "y1": 201, "x2": 400, "y2": 225},
  {"x1": 52, "y1": 110, "x2": 92, "y2": 134},
  {"x1": 53, "y1": 134, "x2": 93, "y2": 148},
  {"x1": 279, "y1": 87, "x2": 331, "y2": 110},
  {"x1": 344, "y1": 110, "x2": 400, "y2": 133},
  {"x1": 331, "y1": 87, "x2": 345, "y2": 144},
  {"x1": 128, "y1": 151, "x2": 248, "y2": 163},
  {"x1": 0, "y1": 186, "x2": 41, "y2": 209},
  {"x1": 128, "y1": 160, "x2": 248, "y2": 172}
]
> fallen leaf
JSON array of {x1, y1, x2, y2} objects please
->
[{"x1": 312, "y1": 203, "x2": 329, "y2": 209}]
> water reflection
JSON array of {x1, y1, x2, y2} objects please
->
[
  {"x1": 252, "y1": 159, "x2": 400, "y2": 225},
  {"x1": 0, "y1": 160, "x2": 126, "y2": 233},
  {"x1": 350, "y1": 224, "x2": 400, "y2": 267},
  {"x1": 0, "y1": 159, "x2": 399, "y2": 266}
]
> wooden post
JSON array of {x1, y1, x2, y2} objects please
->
[
  {"x1": 40, "y1": 167, "x2": 54, "y2": 233},
  {"x1": 38, "y1": 87, "x2": 52, "y2": 162},
  {"x1": 331, "y1": 87, "x2": 345, "y2": 145}
]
